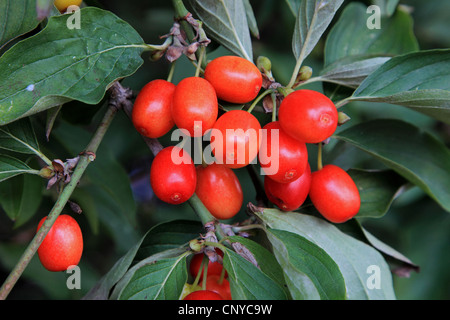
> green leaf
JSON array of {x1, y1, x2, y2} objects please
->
[
  {"x1": 242, "y1": 0, "x2": 259, "y2": 39},
  {"x1": 253, "y1": 209, "x2": 396, "y2": 300},
  {"x1": 0, "y1": 0, "x2": 43, "y2": 49},
  {"x1": 372, "y1": 0, "x2": 400, "y2": 17},
  {"x1": 349, "y1": 49, "x2": 450, "y2": 124},
  {"x1": 348, "y1": 169, "x2": 408, "y2": 218},
  {"x1": 324, "y1": 3, "x2": 418, "y2": 66},
  {"x1": 113, "y1": 248, "x2": 190, "y2": 300},
  {"x1": 0, "y1": 171, "x2": 43, "y2": 227},
  {"x1": 82, "y1": 228, "x2": 146, "y2": 300},
  {"x1": 0, "y1": 118, "x2": 40, "y2": 155},
  {"x1": 187, "y1": 0, "x2": 253, "y2": 61},
  {"x1": 134, "y1": 220, "x2": 203, "y2": 260},
  {"x1": 226, "y1": 236, "x2": 288, "y2": 294},
  {"x1": 357, "y1": 223, "x2": 419, "y2": 274},
  {"x1": 0, "y1": 154, "x2": 38, "y2": 182},
  {"x1": 0, "y1": 7, "x2": 145, "y2": 125},
  {"x1": 335, "y1": 119, "x2": 450, "y2": 212},
  {"x1": 266, "y1": 228, "x2": 347, "y2": 300},
  {"x1": 285, "y1": 0, "x2": 301, "y2": 17},
  {"x1": 320, "y1": 55, "x2": 391, "y2": 88},
  {"x1": 223, "y1": 247, "x2": 288, "y2": 300},
  {"x1": 292, "y1": 0, "x2": 344, "y2": 63}
]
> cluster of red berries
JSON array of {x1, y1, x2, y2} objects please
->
[
  {"x1": 183, "y1": 249, "x2": 231, "y2": 300},
  {"x1": 132, "y1": 55, "x2": 360, "y2": 224}
]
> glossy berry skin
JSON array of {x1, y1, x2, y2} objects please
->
[
  {"x1": 309, "y1": 164, "x2": 361, "y2": 223},
  {"x1": 37, "y1": 215, "x2": 83, "y2": 272},
  {"x1": 278, "y1": 89, "x2": 338, "y2": 144},
  {"x1": 150, "y1": 146, "x2": 197, "y2": 205},
  {"x1": 190, "y1": 249, "x2": 227, "y2": 279},
  {"x1": 171, "y1": 77, "x2": 218, "y2": 137},
  {"x1": 264, "y1": 163, "x2": 311, "y2": 212},
  {"x1": 259, "y1": 121, "x2": 308, "y2": 183},
  {"x1": 54, "y1": 0, "x2": 82, "y2": 12},
  {"x1": 132, "y1": 80, "x2": 176, "y2": 138},
  {"x1": 183, "y1": 290, "x2": 224, "y2": 300},
  {"x1": 210, "y1": 110, "x2": 261, "y2": 169},
  {"x1": 195, "y1": 164, "x2": 243, "y2": 220},
  {"x1": 200, "y1": 275, "x2": 232, "y2": 300},
  {"x1": 204, "y1": 56, "x2": 263, "y2": 104}
]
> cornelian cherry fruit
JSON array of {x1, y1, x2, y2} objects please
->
[
  {"x1": 190, "y1": 249, "x2": 227, "y2": 279},
  {"x1": 132, "y1": 79, "x2": 176, "y2": 138},
  {"x1": 259, "y1": 121, "x2": 308, "y2": 183},
  {"x1": 204, "y1": 55, "x2": 263, "y2": 104},
  {"x1": 171, "y1": 77, "x2": 218, "y2": 137},
  {"x1": 309, "y1": 164, "x2": 361, "y2": 223},
  {"x1": 195, "y1": 164, "x2": 243, "y2": 220},
  {"x1": 210, "y1": 110, "x2": 261, "y2": 169},
  {"x1": 199, "y1": 274, "x2": 232, "y2": 300},
  {"x1": 183, "y1": 290, "x2": 224, "y2": 300},
  {"x1": 54, "y1": 0, "x2": 82, "y2": 12},
  {"x1": 264, "y1": 163, "x2": 311, "y2": 212},
  {"x1": 37, "y1": 214, "x2": 83, "y2": 272},
  {"x1": 278, "y1": 89, "x2": 338, "y2": 144},
  {"x1": 150, "y1": 146, "x2": 196, "y2": 205}
]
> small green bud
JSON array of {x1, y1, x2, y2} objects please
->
[
  {"x1": 256, "y1": 56, "x2": 272, "y2": 73},
  {"x1": 338, "y1": 112, "x2": 351, "y2": 125},
  {"x1": 297, "y1": 66, "x2": 313, "y2": 81},
  {"x1": 39, "y1": 167, "x2": 54, "y2": 179},
  {"x1": 189, "y1": 239, "x2": 204, "y2": 252}
]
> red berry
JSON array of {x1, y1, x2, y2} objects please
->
[
  {"x1": 171, "y1": 77, "x2": 218, "y2": 137},
  {"x1": 259, "y1": 121, "x2": 308, "y2": 183},
  {"x1": 131, "y1": 79, "x2": 176, "y2": 138},
  {"x1": 195, "y1": 164, "x2": 243, "y2": 220},
  {"x1": 189, "y1": 249, "x2": 227, "y2": 279},
  {"x1": 199, "y1": 274, "x2": 232, "y2": 300},
  {"x1": 183, "y1": 290, "x2": 224, "y2": 300},
  {"x1": 309, "y1": 164, "x2": 361, "y2": 223},
  {"x1": 264, "y1": 163, "x2": 311, "y2": 212},
  {"x1": 210, "y1": 110, "x2": 262, "y2": 169},
  {"x1": 204, "y1": 55, "x2": 263, "y2": 104},
  {"x1": 37, "y1": 215, "x2": 83, "y2": 272},
  {"x1": 150, "y1": 146, "x2": 197, "y2": 204},
  {"x1": 278, "y1": 89, "x2": 338, "y2": 144}
]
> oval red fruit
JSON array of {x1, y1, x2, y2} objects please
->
[
  {"x1": 195, "y1": 164, "x2": 243, "y2": 220},
  {"x1": 264, "y1": 163, "x2": 312, "y2": 211},
  {"x1": 199, "y1": 274, "x2": 232, "y2": 300},
  {"x1": 132, "y1": 79, "x2": 176, "y2": 138},
  {"x1": 189, "y1": 249, "x2": 227, "y2": 279},
  {"x1": 278, "y1": 89, "x2": 338, "y2": 144},
  {"x1": 204, "y1": 55, "x2": 262, "y2": 104},
  {"x1": 309, "y1": 164, "x2": 361, "y2": 223},
  {"x1": 37, "y1": 215, "x2": 83, "y2": 272},
  {"x1": 171, "y1": 77, "x2": 218, "y2": 137},
  {"x1": 210, "y1": 110, "x2": 261, "y2": 169},
  {"x1": 183, "y1": 290, "x2": 224, "y2": 300},
  {"x1": 150, "y1": 146, "x2": 197, "y2": 204},
  {"x1": 259, "y1": 121, "x2": 308, "y2": 183}
]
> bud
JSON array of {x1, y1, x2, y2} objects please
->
[
  {"x1": 297, "y1": 66, "x2": 313, "y2": 82},
  {"x1": 189, "y1": 239, "x2": 204, "y2": 252},
  {"x1": 338, "y1": 112, "x2": 351, "y2": 125},
  {"x1": 256, "y1": 56, "x2": 272, "y2": 73},
  {"x1": 39, "y1": 167, "x2": 54, "y2": 179},
  {"x1": 150, "y1": 50, "x2": 165, "y2": 62}
]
